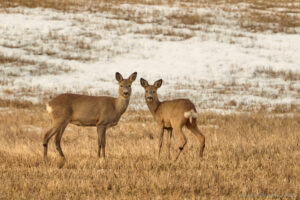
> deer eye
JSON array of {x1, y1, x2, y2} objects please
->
[
  {"x1": 146, "y1": 90, "x2": 148, "y2": 93},
  {"x1": 128, "y1": 85, "x2": 131, "y2": 88},
  {"x1": 120, "y1": 85, "x2": 123, "y2": 87},
  {"x1": 153, "y1": 91, "x2": 156, "y2": 93}
]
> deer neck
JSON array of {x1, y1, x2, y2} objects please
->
[
  {"x1": 146, "y1": 98, "x2": 161, "y2": 117},
  {"x1": 116, "y1": 96, "x2": 130, "y2": 116}
]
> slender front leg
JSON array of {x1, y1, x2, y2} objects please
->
[
  {"x1": 97, "y1": 125, "x2": 107, "y2": 159},
  {"x1": 157, "y1": 126, "x2": 164, "y2": 160}
]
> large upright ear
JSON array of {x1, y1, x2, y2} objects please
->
[
  {"x1": 128, "y1": 72, "x2": 137, "y2": 83},
  {"x1": 140, "y1": 78, "x2": 149, "y2": 88},
  {"x1": 154, "y1": 79, "x2": 163, "y2": 88},
  {"x1": 116, "y1": 72, "x2": 123, "y2": 82}
]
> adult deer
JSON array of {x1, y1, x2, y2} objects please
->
[
  {"x1": 140, "y1": 78, "x2": 205, "y2": 161},
  {"x1": 43, "y1": 72, "x2": 137, "y2": 164}
]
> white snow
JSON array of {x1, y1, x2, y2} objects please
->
[{"x1": 0, "y1": 4, "x2": 299, "y2": 112}]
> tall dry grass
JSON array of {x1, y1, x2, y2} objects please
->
[
  {"x1": 0, "y1": 0, "x2": 299, "y2": 198},
  {"x1": 0, "y1": 104, "x2": 299, "y2": 199}
]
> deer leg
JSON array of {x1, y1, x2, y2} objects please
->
[
  {"x1": 43, "y1": 123, "x2": 63, "y2": 162},
  {"x1": 174, "y1": 126, "x2": 187, "y2": 161},
  {"x1": 167, "y1": 129, "x2": 172, "y2": 160},
  {"x1": 187, "y1": 121, "x2": 205, "y2": 158},
  {"x1": 101, "y1": 128, "x2": 107, "y2": 158},
  {"x1": 43, "y1": 128, "x2": 53, "y2": 162},
  {"x1": 54, "y1": 123, "x2": 68, "y2": 160},
  {"x1": 157, "y1": 126, "x2": 164, "y2": 160},
  {"x1": 97, "y1": 125, "x2": 106, "y2": 159}
]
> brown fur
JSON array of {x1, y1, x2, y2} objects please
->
[
  {"x1": 140, "y1": 78, "x2": 205, "y2": 161},
  {"x1": 43, "y1": 72, "x2": 137, "y2": 164}
]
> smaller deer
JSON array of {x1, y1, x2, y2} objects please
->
[
  {"x1": 140, "y1": 78, "x2": 205, "y2": 161},
  {"x1": 43, "y1": 72, "x2": 137, "y2": 164}
]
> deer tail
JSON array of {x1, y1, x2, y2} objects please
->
[{"x1": 184, "y1": 109, "x2": 198, "y2": 123}]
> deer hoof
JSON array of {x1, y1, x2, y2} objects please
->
[{"x1": 57, "y1": 158, "x2": 66, "y2": 169}]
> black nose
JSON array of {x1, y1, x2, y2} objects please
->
[
  {"x1": 123, "y1": 92, "x2": 129, "y2": 95},
  {"x1": 147, "y1": 96, "x2": 153, "y2": 100}
]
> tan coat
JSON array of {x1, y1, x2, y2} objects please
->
[
  {"x1": 140, "y1": 78, "x2": 205, "y2": 161},
  {"x1": 43, "y1": 72, "x2": 137, "y2": 165}
]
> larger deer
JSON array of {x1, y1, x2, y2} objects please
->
[
  {"x1": 140, "y1": 78, "x2": 205, "y2": 161},
  {"x1": 43, "y1": 72, "x2": 137, "y2": 163}
]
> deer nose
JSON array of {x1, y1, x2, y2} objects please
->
[
  {"x1": 147, "y1": 96, "x2": 153, "y2": 100},
  {"x1": 123, "y1": 92, "x2": 129, "y2": 96}
]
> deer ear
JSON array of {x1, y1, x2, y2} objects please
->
[
  {"x1": 154, "y1": 79, "x2": 163, "y2": 88},
  {"x1": 140, "y1": 78, "x2": 149, "y2": 88},
  {"x1": 129, "y1": 72, "x2": 137, "y2": 83},
  {"x1": 116, "y1": 72, "x2": 123, "y2": 82}
]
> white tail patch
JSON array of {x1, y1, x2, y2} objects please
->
[
  {"x1": 46, "y1": 103, "x2": 52, "y2": 113},
  {"x1": 184, "y1": 109, "x2": 198, "y2": 123}
]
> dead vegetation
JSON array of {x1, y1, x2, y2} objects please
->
[
  {"x1": 0, "y1": 53, "x2": 72, "y2": 76},
  {"x1": 238, "y1": 11, "x2": 300, "y2": 34},
  {"x1": 167, "y1": 13, "x2": 214, "y2": 26},
  {"x1": 0, "y1": 98, "x2": 38, "y2": 109},
  {"x1": 253, "y1": 67, "x2": 300, "y2": 81},
  {"x1": 0, "y1": 1, "x2": 299, "y2": 196},
  {"x1": 134, "y1": 27, "x2": 195, "y2": 41},
  {"x1": 0, "y1": 104, "x2": 299, "y2": 199},
  {"x1": 0, "y1": 0, "x2": 299, "y2": 35}
]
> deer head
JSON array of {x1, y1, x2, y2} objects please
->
[
  {"x1": 116, "y1": 72, "x2": 137, "y2": 99},
  {"x1": 140, "y1": 78, "x2": 162, "y2": 103}
]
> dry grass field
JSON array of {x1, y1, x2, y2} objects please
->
[
  {"x1": 0, "y1": 101, "x2": 299, "y2": 199},
  {"x1": 0, "y1": 0, "x2": 300, "y2": 199}
]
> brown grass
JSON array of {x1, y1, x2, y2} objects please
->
[
  {"x1": 134, "y1": 27, "x2": 195, "y2": 41},
  {"x1": 0, "y1": 53, "x2": 73, "y2": 76},
  {"x1": 0, "y1": 104, "x2": 299, "y2": 199},
  {"x1": 0, "y1": 98, "x2": 38, "y2": 109},
  {"x1": 0, "y1": 53, "x2": 35, "y2": 65},
  {"x1": 1, "y1": 0, "x2": 299, "y2": 35},
  {"x1": 238, "y1": 11, "x2": 300, "y2": 34},
  {"x1": 167, "y1": 13, "x2": 214, "y2": 26},
  {"x1": 2, "y1": 0, "x2": 299, "y2": 9},
  {"x1": 0, "y1": 1, "x2": 299, "y2": 196},
  {"x1": 253, "y1": 67, "x2": 300, "y2": 81}
]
